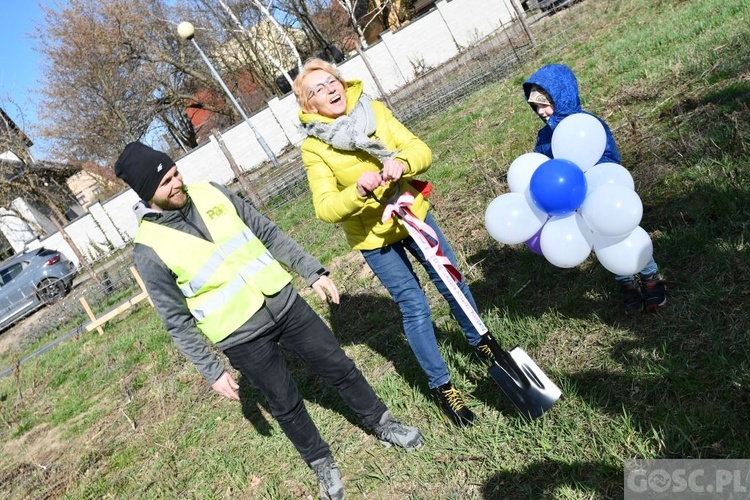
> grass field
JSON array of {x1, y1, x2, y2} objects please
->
[{"x1": 2, "y1": 0, "x2": 749, "y2": 498}]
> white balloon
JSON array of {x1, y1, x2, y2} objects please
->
[
  {"x1": 485, "y1": 193, "x2": 548, "y2": 245},
  {"x1": 551, "y1": 113, "x2": 607, "y2": 172},
  {"x1": 594, "y1": 226, "x2": 653, "y2": 275},
  {"x1": 507, "y1": 152, "x2": 549, "y2": 193},
  {"x1": 539, "y1": 212, "x2": 593, "y2": 268},
  {"x1": 585, "y1": 162, "x2": 634, "y2": 196},
  {"x1": 580, "y1": 184, "x2": 643, "y2": 237}
]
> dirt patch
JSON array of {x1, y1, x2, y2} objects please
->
[
  {"x1": 2, "y1": 422, "x2": 66, "y2": 467},
  {"x1": 0, "y1": 307, "x2": 50, "y2": 356}
]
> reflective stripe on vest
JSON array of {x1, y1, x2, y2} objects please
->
[
  {"x1": 190, "y1": 250, "x2": 276, "y2": 321},
  {"x1": 134, "y1": 182, "x2": 292, "y2": 342},
  {"x1": 179, "y1": 227, "x2": 256, "y2": 297}
]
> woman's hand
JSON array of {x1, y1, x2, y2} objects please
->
[
  {"x1": 381, "y1": 159, "x2": 406, "y2": 183},
  {"x1": 356, "y1": 170, "x2": 384, "y2": 197}
]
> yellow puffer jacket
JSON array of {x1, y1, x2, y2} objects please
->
[{"x1": 298, "y1": 80, "x2": 432, "y2": 250}]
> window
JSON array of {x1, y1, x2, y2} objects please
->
[{"x1": 0, "y1": 263, "x2": 23, "y2": 285}]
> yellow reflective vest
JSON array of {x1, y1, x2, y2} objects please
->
[{"x1": 134, "y1": 182, "x2": 292, "y2": 342}]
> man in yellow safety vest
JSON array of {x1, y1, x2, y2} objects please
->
[{"x1": 115, "y1": 142, "x2": 423, "y2": 500}]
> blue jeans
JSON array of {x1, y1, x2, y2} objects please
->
[
  {"x1": 223, "y1": 295, "x2": 387, "y2": 464},
  {"x1": 361, "y1": 213, "x2": 483, "y2": 389},
  {"x1": 614, "y1": 257, "x2": 659, "y2": 283}
]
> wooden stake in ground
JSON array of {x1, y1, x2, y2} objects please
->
[{"x1": 355, "y1": 44, "x2": 394, "y2": 110}]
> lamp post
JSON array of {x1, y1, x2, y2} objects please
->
[{"x1": 177, "y1": 21, "x2": 280, "y2": 168}]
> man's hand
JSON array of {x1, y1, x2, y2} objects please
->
[
  {"x1": 312, "y1": 275, "x2": 340, "y2": 304},
  {"x1": 212, "y1": 371, "x2": 240, "y2": 400}
]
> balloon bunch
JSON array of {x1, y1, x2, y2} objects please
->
[{"x1": 485, "y1": 113, "x2": 653, "y2": 275}]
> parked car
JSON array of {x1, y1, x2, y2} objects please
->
[
  {"x1": 0, "y1": 247, "x2": 77, "y2": 331},
  {"x1": 538, "y1": 0, "x2": 583, "y2": 13}
]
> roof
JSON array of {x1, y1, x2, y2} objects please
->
[
  {"x1": 414, "y1": 0, "x2": 438, "y2": 15},
  {"x1": 0, "y1": 108, "x2": 32, "y2": 148},
  {"x1": 0, "y1": 158, "x2": 81, "y2": 183}
]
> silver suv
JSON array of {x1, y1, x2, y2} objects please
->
[
  {"x1": 537, "y1": 0, "x2": 582, "y2": 12},
  {"x1": 0, "y1": 247, "x2": 77, "y2": 331}
]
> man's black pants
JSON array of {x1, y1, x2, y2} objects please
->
[{"x1": 224, "y1": 295, "x2": 387, "y2": 464}]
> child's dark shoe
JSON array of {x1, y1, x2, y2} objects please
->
[
  {"x1": 620, "y1": 279, "x2": 644, "y2": 313},
  {"x1": 642, "y1": 274, "x2": 667, "y2": 312}
]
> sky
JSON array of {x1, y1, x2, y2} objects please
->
[{"x1": 0, "y1": 0, "x2": 56, "y2": 156}]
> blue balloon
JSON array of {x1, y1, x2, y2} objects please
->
[{"x1": 529, "y1": 158, "x2": 587, "y2": 216}]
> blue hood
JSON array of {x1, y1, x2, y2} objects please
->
[
  {"x1": 523, "y1": 63, "x2": 581, "y2": 130},
  {"x1": 523, "y1": 64, "x2": 621, "y2": 165}
]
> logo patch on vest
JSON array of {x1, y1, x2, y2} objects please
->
[{"x1": 206, "y1": 204, "x2": 228, "y2": 220}]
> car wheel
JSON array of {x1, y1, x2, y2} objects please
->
[{"x1": 37, "y1": 278, "x2": 66, "y2": 305}]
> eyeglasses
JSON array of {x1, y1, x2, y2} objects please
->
[{"x1": 308, "y1": 76, "x2": 339, "y2": 98}]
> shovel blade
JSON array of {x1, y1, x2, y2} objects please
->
[{"x1": 488, "y1": 345, "x2": 562, "y2": 420}]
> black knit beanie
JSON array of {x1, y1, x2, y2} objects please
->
[{"x1": 114, "y1": 142, "x2": 175, "y2": 201}]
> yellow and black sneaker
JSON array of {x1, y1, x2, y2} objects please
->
[
  {"x1": 434, "y1": 382, "x2": 476, "y2": 427},
  {"x1": 473, "y1": 341, "x2": 495, "y2": 365}
]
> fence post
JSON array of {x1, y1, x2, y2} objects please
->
[
  {"x1": 211, "y1": 129, "x2": 267, "y2": 211},
  {"x1": 510, "y1": 0, "x2": 537, "y2": 48},
  {"x1": 354, "y1": 44, "x2": 394, "y2": 110}
]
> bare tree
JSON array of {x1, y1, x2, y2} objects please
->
[
  {"x1": 0, "y1": 105, "x2": 76, "y2": 226},
  {"x1": 35, "y1": 0, "x2": 161, "y2": 162},
  {"x1": 32, "y1": 0, "x2": 238, "y2": 163},
  {"x1": 273, "y1": 0, "x2": 360, "y2": 64},
  {"x1": 274, "y1": 0, "x2": 337, "y2": 51},
  {"x1": 188, "y1": 0, "x2": 287, "y2": 98},
  {"x1": 2, "y1": 105, "x2": 102, "y2": 283},
  {"x1": 31, "y1": 0, "x2": 417, "y2": 165},
  {"x1": 216, "y1": 0, "x2": 302, "y2": 88},
  {"x1": 335, "y1": 0, "x2": 397, "y2": 48}
]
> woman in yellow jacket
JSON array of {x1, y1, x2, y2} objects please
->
[{"x1": 294, "y1": 58, "x2": 486, "y2": 427}]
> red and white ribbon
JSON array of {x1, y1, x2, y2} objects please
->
[
  {"x1": 381, "y1": 192, "x2": 463, "y2": 285},
  {"x1": 381, "y1": 191, "x2": 487, "y2": 333}
]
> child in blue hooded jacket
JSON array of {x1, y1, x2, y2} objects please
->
[{"x1": 522, "y1": 63, "x2": 667, "y2": 312}]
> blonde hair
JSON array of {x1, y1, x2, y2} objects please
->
[{"x1": 292, "y1": 58, "x2": 347, "y2": 112}]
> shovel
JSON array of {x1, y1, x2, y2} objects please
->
[{"x1": 375, "y1": 183, "x2": 562, "y2": 420}]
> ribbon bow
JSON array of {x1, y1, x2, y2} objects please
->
[{"x1": 381, "y1": 191, "x2": 463, "y2": 282}]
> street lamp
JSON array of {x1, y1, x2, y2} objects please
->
[{"x1": 177, "y1": 21, "x2": 280, "y2": 168}]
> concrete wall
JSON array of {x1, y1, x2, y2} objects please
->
[{"x1": 32, "y1": 0, "x2": 518, "y2": 267}]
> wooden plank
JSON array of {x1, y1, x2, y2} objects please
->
[
  {"x1": 83, "y1": 292, "x2": 150, "y2": 333},
  {"x1": 81, "y1": 268, "x2": 154, "y2": 334},
  {"x1": 79, "y1": 296, "x2": 104, "y2": 335},
  {"x1": 130, "y1": 266, "x2": 153, "y2": 307}
]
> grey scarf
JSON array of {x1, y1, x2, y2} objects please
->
[{"x1": 299, "y1": 95, "x2": 398, "y2": 163}]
